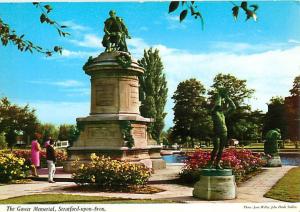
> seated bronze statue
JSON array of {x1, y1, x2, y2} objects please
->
[{"x1": 102, "y1": 10, "x2": 131, "y2": 52}]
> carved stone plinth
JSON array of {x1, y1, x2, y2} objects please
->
[
  {"x1": 193, "y1": 169, "x2": 237, "y2": 200},
  {"x1": 266, "y1": 155, "x2": 282, "y2": 167},
  {"x1": 63, "y1": 51, "x2": 165, "y2": 172}
]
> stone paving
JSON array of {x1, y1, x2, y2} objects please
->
[{"x1": 0, "y1": 165, "x2": 295, "y2": 203}]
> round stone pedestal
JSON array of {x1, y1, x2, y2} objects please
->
[
  {"x1": 267, "y1": 155, "x2": 282, "y2": 167},
  {"x1": 193, "y1": 169, "x2": 237, "y2": 200}
]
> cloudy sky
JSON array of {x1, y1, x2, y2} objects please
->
[{"x1": 0, "y1": 2, "x2": 299, "y2": 128}]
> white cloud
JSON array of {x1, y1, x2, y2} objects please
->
[
  {"x1": 125, "y1": 38, "x2": 300, "y2": 128},
  {"x1": 288, "y1": 39, "x2": 300, "y2": 45},
  {"x1": 53, "y1": 80, "x2": 84, "y2": 88},
  {"x1": 28, "y1": 80, "x2": 90, "y2": 96},
  {"x1": 29, "y1": 101, "x2": 90, "y2": 125},
  {"x1": 29, "y1": 80, "x2": 85, "y2": 88},
  {"x1": 210, "y1": 41, "x2": 295, "y2": 54},
  {"x1": 140, "y1": 26, "x2": 149, "y2": 31},
  {"x1": 61, "y1": 20, "x2": 90, "y2": 32},
  {"x1": 165, "y1": 14, "x2": 188, "y2": 30},
  {"x1": 69, "y1": 34, "x2": 102, "y2": 49},
  {"x1": 61, "y1": 49, "x2": 99, "y2": 58}
]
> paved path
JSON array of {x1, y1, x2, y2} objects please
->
[{"x1": 0, "y1": 165, "x2": 295, "y2": 203}]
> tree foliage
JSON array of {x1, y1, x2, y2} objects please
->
[
  {"x1": 289, "y1": 75, "x2": 300, "y2": 96},
  {"x1": 0, "y1": 132, "x2": 7, "y2": 149},
  {"x1": 36, "y1": 123, "x2": 59, "y2": 144},
  {"x1": 0, "y1": 97, "x2": 38, "y2": 148},
  {"x1": 138, "y1": 48, "x2": 168, "y2": 143},
  {"x1": 0, "y1": 3, "x2": 69, "y2": 56},
  {"x1": 209, "y1": 73, "x2": 256, "y2": 140},
  {"x1": 58, "y1": 124, "x2": 79, "y2": 146},
  {"x1": 263, "y1": 96, "x2": 287, "y2": 139},
  {"x1": 168, "y1": 1, "x2": 258, "y2": 28},
  {"x1": 172, "y1": 78, "x2": 212, "y2": 147}
]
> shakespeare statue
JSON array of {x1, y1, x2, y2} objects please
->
[
  {"x1": 102, "y1": 10, "x2": 131, "y2": 52},
  {"x1": 209, "y1": 88, "x2": 236, "y2": 169}
]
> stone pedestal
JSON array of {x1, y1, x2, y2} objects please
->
[
  {"x1": 267, "y1": 155, "x2": 282, "y2": 167},
  {"x1": 193, "y1": 169, "x2": 237, "y2": 200},
  {"x1": 63, "y1": 51, "x2": 165, "y2": 172}
]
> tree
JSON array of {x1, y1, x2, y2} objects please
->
[
  {"x1": 172, "y1": 78, "x2": 212, "y2": 147},
  {"x1": 209, "y1": 73, "x2": 255, "y2": 140},
  {"x1": 138, "y1": 48, "x2": 168, "y2": 143},
  {"x1": 263, "y1": 96, "x2": 287, "y2": 139},
  {"x1": 232, "y1": 110, "x2": 265, "y2": 144},
  {"x1": 289, "y1": 75, "x2": 300, "y2": 96},
  {"x1": 36, "y1": 123, "x2": 59, "y2": 145},
  {"x1": 0, "y1": 3, "x2": 68, "y2": 56},
  {"x1": 0, "y1": 97, "x2": 38, "y2": 149},
  {"x1": 0, "y1": 132, "x2": 7, "y2": 149},
  {"x1": 58, "y1": 124, "x2": 79, "y2": 145},
  {"x1": 168, "y1": 1, "x2": 258, "y2": 26}
]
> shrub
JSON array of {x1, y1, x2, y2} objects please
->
[
  {"x1": 0, "y1": 133, "x2": 7, "y2": 149},
  {"x1": 12, "y1": 149, "x2": 67, "y2": 167},
  {"x1": 179, "y1": 148, "x2": 267, "y2": 183},
  {"x1": 72, "y1": 154, "x2": 151, "y2": 190},
  {"x1": 0, "y1": 153, "x2": 30, "y2": 183}
]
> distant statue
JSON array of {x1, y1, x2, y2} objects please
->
[
  {"x1": 102, "y1": 10, "x2": 131, "y2": 52},
  {"x1": 264, "y1": 129, "x2": 281, "y2": 156},
  {"x1": 209, "y1": 88, "x2": 236, "y2": 169}
]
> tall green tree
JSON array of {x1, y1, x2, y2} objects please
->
[
  {"x1": 0, "y1": 132, "x2": 7, "y2": 149},
  {"x1": 58, "y1": 124, "x2": 79, "y2": 145},
  {"x1": 263, "y1": 96, "x2": 287, "y2": 139},
  {"x1": 0, "y1": 97, "x2": 38, "y2": 149},
  {"x1": 138, "y1": 48, "x2": 168, "y2": 143},
  {"x1": 36, "y1": 123, "x2": 59, "y2": 144},
  {"x1": 289, "y1": 75, "x2": 300, "y2": 96},
  {"x1": 209, "y1": 73, "x2": 255, "y2": 140},
  {"x1": 232, "y1": 109, "x2": 265, "y2": 144},
  {"x1": 172, "y1": 78, "x2": 212, "y2": 147}
]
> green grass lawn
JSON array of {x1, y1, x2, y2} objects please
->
[
  {"x1": 264, "y1": 167, "x2": 300, "y2": 202},
  {"x1": 0, "y1": 194, "x2": 180, "y2": 204}
]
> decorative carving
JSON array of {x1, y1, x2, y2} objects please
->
[
  {"x1": 96, "y1": 84, "x2": 115, "y2": 106},
  {"x1": 87, "y1": 126, "x2": 119, "y2": 139},
  {"x1": 133, "y1": 126, "x2": 146, "y2": 139}
]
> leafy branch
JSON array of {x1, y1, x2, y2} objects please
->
[
  {"x1": 0, "y1": 3, "x2": 70, "y2": 57},
  {"x1": 231, "y1": 1, "x2": 258, "y2": 21},
  {"x1": 0, "y1": 18, "x2": 62, "y2": 56},
  {"x1": 168, "y1": 1, "x2": 259, "y2": 29},
  {"x1": 169, "y1": 1, "x2": 204, "y2": 29},
  {"x1": 33, "y1": 2, "x2": 70, "y2": 37}
]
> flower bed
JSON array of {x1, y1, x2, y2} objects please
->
[
  {"x1": 180, "y1": 148, "x2": 267, "y2": 183},
  {"x1": 72, "y1": 154, "x2": 151, "y2": 190},
  {"x1": 0, "y1": 152, "x2": 30, "y2": 183},
  {"x1": 12, "y1": 149, "x2": 67, "y2": 167}
]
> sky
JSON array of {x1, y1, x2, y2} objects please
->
[{"x1": 0, "y1": 1, "x2": 299, "y2": 129}]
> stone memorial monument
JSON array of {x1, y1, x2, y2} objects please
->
[
  {"x1": 264, "y1": 128, "x2": 282, "y2": 167},
  {"x1": 63, "y1": 10, "x2": 166, "y2": 172},
  {"x1": 193, "y1": 88, "x2": 237, "y2": 200}
]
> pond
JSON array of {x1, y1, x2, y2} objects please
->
[
  {"x1": 280, "y1": 153, "x2": 300, "y2": 166},
  {"x1": 162, "y1": 153, "x2": 300, "y2": 166}
]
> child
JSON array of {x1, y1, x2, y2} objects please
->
[{"x1": 46, "y1": 139, "x2": 56, "y2": 183}]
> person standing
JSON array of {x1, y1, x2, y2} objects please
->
[
  {"x1": 46, "y1": 139, "x2": 56, "y2": 183},
  {"x1": 31, "y1": 133, "x2": 41, "y2": 177},
  {"x1": 44, "y1": 136, "x2": 51, "y2": 148}
]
